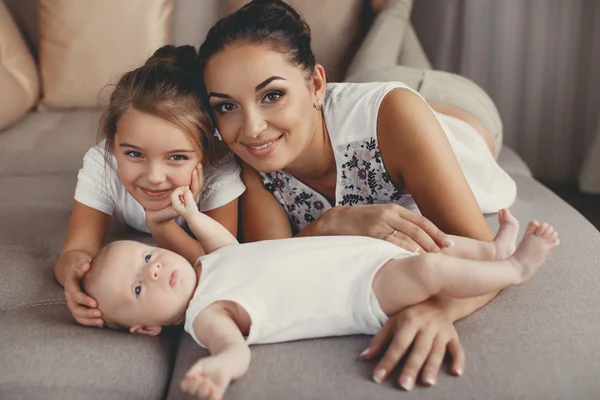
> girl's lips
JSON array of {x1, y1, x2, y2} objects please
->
[
  {"x1": 169, "y1": 270, "x2": 178, "y2": 288},
  {"x1": 140, "y1": 187, "x2": 170, "y2": 198},
  {"x1": 244, "y1": 135, "x2": 282, "y2": 158}
]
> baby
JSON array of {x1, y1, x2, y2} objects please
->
[{"x1": 83, "y1": 187, "x2": 559, "y2": 400}]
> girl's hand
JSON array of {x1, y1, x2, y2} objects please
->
[
  {"x1": 171, "y1": 186, "x2": 200, "y2": 219},
  {"x1": 145, "y1": 163, "x2": 203, "y2": 227},
  {"x1": 360, "y1": 299, "x2": 465, "y2": 390},
  {"x1": 64, "y1": 257, "x2": 103, "y2": 327},
  {"x1": 321, "y1": 204, "x2": 452, "y2": 253}
]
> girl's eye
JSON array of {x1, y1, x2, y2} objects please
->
[
  {"x1": 263, "y1": 91, "x2": 283, "y2": 104},
  {"x1": 215, "y1": 102, "x2": 237, "y2": 114},
  {"x1": 169, "y1": 155, "x2": 188, "y2": 162},
  {"x1": 134, "y1": 282, "x2": 142, "y2": 297},
  {"x1": 144, "y1": 254, "x2": 151, "y2": 263},
  {"x1": 126, "y1": 151, "x2": 143, "y2": 158}
]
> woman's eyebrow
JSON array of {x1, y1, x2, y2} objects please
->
[{"x1": 207, "y1": 76, "x2": 287, "y2": 100}]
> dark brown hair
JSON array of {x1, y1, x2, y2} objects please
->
[
  {"x1": 99, "y1": 45, "x2": 224, "y2": 162},
  {"x1": 198, "y1": 0, "x2": 316, "y2": 98}
]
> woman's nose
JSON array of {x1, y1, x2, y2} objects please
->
[{"x1": 243, "y1": 109, "x2": 268, "y2": 138}]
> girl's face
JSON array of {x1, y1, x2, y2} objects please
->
[
  {"x1": 113, "y1": 109, "x2": 203, "y2": 212},
  {"x1": 203, "y1": 43, "x2": 324, "y2": 173}
]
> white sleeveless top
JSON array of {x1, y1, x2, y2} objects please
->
[
  {"x1": 260, "y1": 82, "x2": 516, "y2": 234},
  {"x1": 185, "y1": 236, "x2": 413, "y2": 347},
  {"x1": 74, "y1": 141, "x2": 245, "y2": 233}
]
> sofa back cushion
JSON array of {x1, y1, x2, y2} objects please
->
[
  {"x1": 0, "y1": 1, "x2": 39, "y2": 131},
  {"x1": 37, "y1": 0, "x2": 173, "y2": 109}
]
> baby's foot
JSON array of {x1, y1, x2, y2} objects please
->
[
  {"x1": 491, "y1": 208, "x2": 520, "y2": 260},
  {"x1": 510, "y1": 221, "x2": 560, "y2": 284}
]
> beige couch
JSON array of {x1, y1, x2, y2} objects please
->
[{"x1": 1, "y1": 1, "x2": 599, "y2": 399}]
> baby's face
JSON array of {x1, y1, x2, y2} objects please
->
[{"x1": 90, "y1": 241, "x2": 197, "y2": 331}]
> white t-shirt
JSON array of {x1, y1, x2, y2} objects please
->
[{"x1": 74, "y1": 142, "x2": 245, "y2": 233}]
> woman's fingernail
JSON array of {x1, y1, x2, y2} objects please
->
[
  {"x1": 455, "y1": 367, "x2": 464, "y2": 376},
  {"x1": 413, "y1": 247, "x2": 420, "y2": 254},
  {"x1": 400, "y1": 375, "x2": 414, "y2": 391},
  {"x1": 373, "y1": 369, "x2": 386, "y2": 384},
  {"x1": 422, "y1": 374, "x2": 436, "y2": 386},
  {"x1": 359, "y1": 348, "x2": 370, "y2": 358},
  {"x1": 443, "y1": 238, "x2": 455, "y2": 247}
]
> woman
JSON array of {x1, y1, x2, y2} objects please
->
[{"x1": 197, "y1": 0, "x2": 516, "y2": 391}]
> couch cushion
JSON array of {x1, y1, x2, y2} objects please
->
[
  {"x1": 0, "y1": 1, "x2": 39, "y2": 132},
  {"x1": 497, "y1": 146, "x2": 531, "y2": 177},
  {"x1": 37, "y1": 0, "x2": 173, "y2": 109},
  {"x1": 0, "y1": 110, "x2": 100, "y2": 176},
  {"x1": 0, "y1": 175, "x2": 177, "y2": 400},
  {"x1": 166, "y1": 174, "x2": 600, "y2": 399},
  {"x1": 228, "y1": 0, "x2": 364, "y2": 82}
]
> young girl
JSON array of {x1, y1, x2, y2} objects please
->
[
  {"x1": 197, "y1": 0, "x2": 516, "y2": 389},
  {"x1": 54, "y1": 45, "x2": 245, "y2": 328}
]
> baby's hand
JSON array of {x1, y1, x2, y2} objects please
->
[
  {"x1": 180, "y1": 357, "x2": 232, "y2": 400},
  {"x1": 171, "y1": 186, "x2": 200, "y2": 219}
]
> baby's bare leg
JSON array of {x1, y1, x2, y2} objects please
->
[
  {"x1": 373, "y1": 220, "x2": 559, "y2": 316},
  {"x1": 443, "y1": 209, "x2": 520, "y2": 261}
]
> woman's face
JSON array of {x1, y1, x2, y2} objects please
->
[
  {"x1": 113, "y1": 109, "x2": 203, "y2": 212},
  {"x1": 203, "y1": 43, "x2": 323, "y2": 173}
]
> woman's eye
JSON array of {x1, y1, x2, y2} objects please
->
[
  {"x1": 134, "y1": 282, "x2": 142, "y2": 297},
  {"x1": 263, "y1": 91, "x2": 283, "y2": 103},
  {"x1": 144, "y1": 254, "x2": 151, "y2": 263},
  {"x1": 126, "y1": 151, "x2": 143, "y2": 158},
  {"x1": 169, "y1": 155, "x2": 188, "y2": 162},
  {"x1": 216, "y1": 102, "x2": 237, "y2": 114}
]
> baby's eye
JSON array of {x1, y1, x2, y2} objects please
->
[
  {"x1": 144, "y1": 254, "x2": 151, "y2": 263},
  {"x1": 134, "y1": 282, "x2": 142, "y2": 297},
  {"x1": 169, "y1": 155, "x2": 188, "y2": 162}
]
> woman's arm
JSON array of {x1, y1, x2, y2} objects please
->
[
  {"x1": 149, "y1": 198, "x2": 239, "y2": 264},
  {"x1": 240, "y1": 161, "x2": 448, "y2": 252},
  {"x1": 360, "y1": 88, "x2": 497, "y2": 389},
  {"x1": 378, "y1": 87, "x2": 493, "y2": 240},
  {"x1": 239, "y1": 161, "x2": 294, "y2": 242},
  {"x1": 55, "y1": 201, "x2": 110, "y2": 327}
]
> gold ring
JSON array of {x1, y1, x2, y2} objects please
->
[{"x1": 390, "y1": 229, "x2": 397, "y2": 237}]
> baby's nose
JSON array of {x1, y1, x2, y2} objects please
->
[{"x1": 150, "y1": 262, "x2": 161, "y2": 280}]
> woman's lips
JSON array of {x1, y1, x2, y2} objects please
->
[{"x1": 244, "y1": 135, "x2": 282, "y2": 157}]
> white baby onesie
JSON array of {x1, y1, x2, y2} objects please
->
[{"x1": 185, "y1": 236, "x2": 414, "y2": 347}]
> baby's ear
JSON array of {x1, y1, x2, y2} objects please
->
[{"x1": 129, "y1": 325, "x2": 162, "y2": 336}]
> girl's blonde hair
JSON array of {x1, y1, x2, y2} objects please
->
[{"x1": 99, "y1": 45, "x2": 225, "y2": 163}]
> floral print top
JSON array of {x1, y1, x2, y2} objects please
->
[{"x1": 260, "y1": 137, "x2": 408, "y2": 234}]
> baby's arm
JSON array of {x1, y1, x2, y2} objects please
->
[
  {"x1": 181, "y1": 305, "x2": 251, "y2": 400},
  {"x1": 171, "y1": 187, "x2": 239, "y2": 254}
]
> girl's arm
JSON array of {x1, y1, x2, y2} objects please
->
[
  {"x1": 181, "y1": 306, "x2": 250, "y2": 399},
  {"x1": 55, "y1": 201, "x2": 110, "y2": 327},
  {"x1": 148, "y1": 198, "x2": 239, "y2": 263}
]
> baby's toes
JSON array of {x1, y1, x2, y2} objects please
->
[
  {"x1": 526, "y1": 220, "x2": 540, "y2": 234},
  {"x1": 197, "y1": 379, "x2": 213, "y2": 398}
]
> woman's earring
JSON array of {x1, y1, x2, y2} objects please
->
[
  {"x1": 214, "y1": 129, "x2": 222, "y2": 142},
  {"x1": 313, "y1": 100, "x2": 322, "y2": 111}
]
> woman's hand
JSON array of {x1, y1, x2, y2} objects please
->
[
  {"x1": 318, "y1": 204, "x2": 453, "y2": 253},
  {"x1": 63, "y1": 254, "x2": 103, "y2": 327},
  {"x1": 360, "y1": 299, "x2": 465, "y2": 390},
  {"x1": 145, "y1": 163, "x2": 203, "y2": 227}
]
